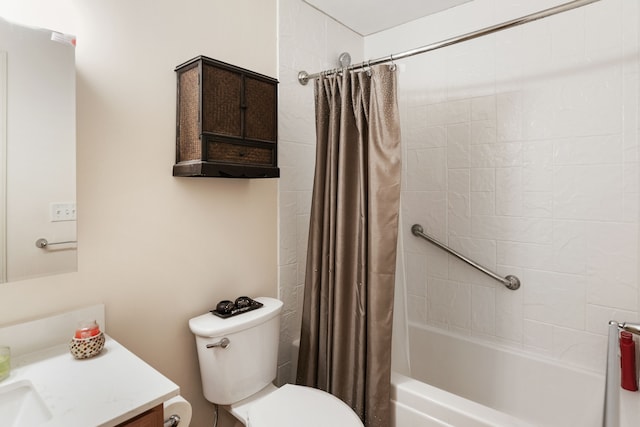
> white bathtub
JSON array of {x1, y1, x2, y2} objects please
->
[{"x1": 392, "y1": 324, "x2": 606, "y2": 427}]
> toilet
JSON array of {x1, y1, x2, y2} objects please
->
[{"x1": 189, "y1": 297, "x2": 363, "y2": 427}]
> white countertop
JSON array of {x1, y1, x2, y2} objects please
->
[{"x1": 6, "y1": 334, "x2": 179, "y2": 426}]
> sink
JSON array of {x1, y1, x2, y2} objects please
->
[{"x1": 0, "y1": 380, "x2": 52, "y2": 426}]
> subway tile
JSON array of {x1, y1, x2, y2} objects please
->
[
  {"x1": 444, "y1": 99, "x2": 471, "y2": 124},
  {"x1": 447, "y1": 123, "x2": 471, "y2": 168},
  {"x1": 552, "y1": 327, "x2": 607, "y2": 373},
  {"x1": 522, "y1": 269, "x2": 586, "y2": 330},
  {"x1": 523, "y1": 319, "x2": 553, "y2": 353},
  {"x1": 495, "y1": 167, "x2": 523, "y2": 217},
  {"x1": 497, "y1": 241, "x2": 553, "y2": 271},
  {"x1": 624, "y1": 162, "x2": 639, "y2": 193},
  {"x1": 553, "y1": 164, "x2": 624, "y2": 221},
  {"x1": 448, "y1": 192, "x2": 471, "y2": 237},
  {"x1": 448, "y1": 169, "x2": 470, "y2": 194},
  {"x1": 522, "y1": 141, "x2": 553, "y2": 192},
  {"x1": 497, "y1": 92, "x2": 523, "y2": 142},
  {"x1": 495, "y1": 277, "x2": 524, "y2": 343},
  {"x1": 470, "y1": 143, "x2": 522, "y2": 168},
  {"x1": 279, "y1": 263, "x2": 297, "y2": 291},
  {"x1": 407, "y1": 295, "x2": 427, "y2": 324},
  {"x1": 623, "y1": 72, "x2": 639, "y2": 163},
  {"x1": 405, "y1": 252, "x2": 428, "y2": 297},
  {"x1": 586, "y1": 222, "x2": 638, "y2": 311},
  {"x1": 470, "y1": 168, "x2": 495, "y2": 191},
  {"x1": 406, "y1": 125, "x2": 447, "y2": 149},
  {"x1": 552, "y1": 220, "x2": 589, "y2": 275},
  {"x1": 427, "y1": 277, "x2": 471, "y2": 330},
  {"x1": 406, "y1": 104, "x2": 428, "y2": 127},
  {"x1": 471, "y1": 191, "x2": 495, "y2": 216},
  {"x1": 426, "y1": 102, "x2": 448, "y2": 126},
  {"x1": 471, "y1": 216, "x2": 552, "y2": 244},
  {"x1": 471, "y1": 95, "x2": 496, "y2": 121},
  {"x1": 406, "y1": 148, "x2": 447, "y2": 191},
  {"x1": 296, "y1": 215, "x2": 310, "y2": 284},
  {"x1": 558, "y1": 66, "x2": 623, "y2": 138},
  {"x1": 553, "y1": 135, "x2": 622, "y2": 166},
  {"x1": 522, "y1": 192, "x2": 552, "y2": 218},
  {"x1": 622, "y1": 192, "x2": 639, "y2": 223},
  {"x1": 471, "y1": 120, "x2": 497, "y2": 145},
  {"x1": 472, "y1": 285, "x2": 496, "y2": 335},
  {"x1": 296, "y1": 191, "x2": 312, "y2": 215},
  {"x1": 279, "y1": 191, "x2": 298, "y2": 265}
]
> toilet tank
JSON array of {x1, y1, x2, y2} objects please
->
[{"x1": 189, "y1": 297, "x2": 283, "y2": 405}]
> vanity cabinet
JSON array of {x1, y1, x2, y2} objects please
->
[
  {"x1": 173, "y1": 55, "x2": 279, "y2": 178},
  {"x1": 116, "y1": 404, "x2": 163, "y2": 427}
]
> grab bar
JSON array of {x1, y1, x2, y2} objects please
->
[
  {"x1": 35, "y1": 238, "x2": 77, "y2": 248},
  {"x1": 411, "y1": 224, "x2": 520, "y2": 290}
]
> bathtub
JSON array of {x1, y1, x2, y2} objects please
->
[{"x1": 391, "y1": 324, "x2": 607, "y2": 427}]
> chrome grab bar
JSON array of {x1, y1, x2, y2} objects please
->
[
  {"x1": 35, "y1": 238, "x2": 77, "y2": 248},
  {"x1": 411, "y1": 224, "x2": 520, "y2": 290}
]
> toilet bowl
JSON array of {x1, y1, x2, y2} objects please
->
[{"x1": 189, "y1": 297, "x2": 363, "y2": 427}]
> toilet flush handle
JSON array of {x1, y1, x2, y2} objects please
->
[{"x1": 206, "y1": 337, "x2": 230, "y2": 349}]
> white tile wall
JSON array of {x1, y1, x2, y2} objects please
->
[
  {"x1": 278, "y1": 0, "x2": 639, "y2": 381},
  {"x1": 365, "y1": 0, "x2": 640, "y2": 375},
  {"x1": 276, "y1": 0, "x2": 364, "y2": 385}
]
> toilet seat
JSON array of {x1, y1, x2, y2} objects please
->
[{"x1": 247, "y1": 384, "x2": 363, "y2": 427}]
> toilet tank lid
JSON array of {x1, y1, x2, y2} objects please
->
[{"x1": 189, "y1": 297, "x2": 283, "y2": 337}]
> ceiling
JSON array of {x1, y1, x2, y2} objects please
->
[{"x1": 303, "y1": 0, "x2": 473, "y2": 36}]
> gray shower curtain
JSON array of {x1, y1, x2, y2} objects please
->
[{"x1": 296, "y1": 65, "x2": 401, "y2": 427}]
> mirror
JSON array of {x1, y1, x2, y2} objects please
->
[{"x1": 0, "y1": 16, "x2": 76, "y2": 283}]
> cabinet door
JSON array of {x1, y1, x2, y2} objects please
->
[
  {"x1": 202, "y1": 64, "x2": 243, "y2": 137},
  {"x1": 116, "y1": 404, "x2": 163, "y2": 427},
  {"x1": 244, "y1": 76, "x2": 277, "y2": 142}
]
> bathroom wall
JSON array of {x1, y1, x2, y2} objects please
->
[
  {"x1": 0, "y1": 1, "x2": 277, "y2": 426},
  {"x1": 366, "y1": 0, "x2": 640, "y2": 374},
  {"x1": 276, "y1": 0, "x2": 363, "y2": 384}
]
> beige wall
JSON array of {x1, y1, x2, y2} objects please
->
[{"x1": 0, "y1": 1, "x2": 277, "y2": 426}]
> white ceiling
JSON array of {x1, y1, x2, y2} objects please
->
[{"x1": 303, "y1": 0, "x2": 473, "y2": 36}]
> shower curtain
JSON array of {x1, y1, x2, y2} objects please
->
[{"x1": 296, "y1": 65, "x2": 401, "y2": 427}]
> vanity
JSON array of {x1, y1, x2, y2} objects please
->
[{"x1": 0, "y1": 305, "x2": 179, "y2": 426}]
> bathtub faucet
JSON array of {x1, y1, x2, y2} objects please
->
[{"x1": 610, "y1": 320, "x2": 640, "y2": 335}]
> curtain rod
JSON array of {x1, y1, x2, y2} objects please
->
[{"x1": 297, "y1": 0, "x2": 602, "y2": 85}]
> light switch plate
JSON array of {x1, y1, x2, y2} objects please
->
[{"x1": 50, "y1": 202, "x2": 76, "y2": 222}]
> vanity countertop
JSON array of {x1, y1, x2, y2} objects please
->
[{"x1": 8, "y1": 334, "x2": 179, "y2": 426}]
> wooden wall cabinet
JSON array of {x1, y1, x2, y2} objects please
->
[{"x1": 173, "y1": 56, "x2": 279, "y2": 178}]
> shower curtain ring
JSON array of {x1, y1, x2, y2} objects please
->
[
  {"x1": 366, "y1": 60, "x2": 372, "y2": 77},
  {"x1": 389, "y1": 54, "x2": 397, "y2": 71}
]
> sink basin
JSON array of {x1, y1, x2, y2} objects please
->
[{"x1": 0, "y1": 380, "x2": 52, "y2": 426}]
